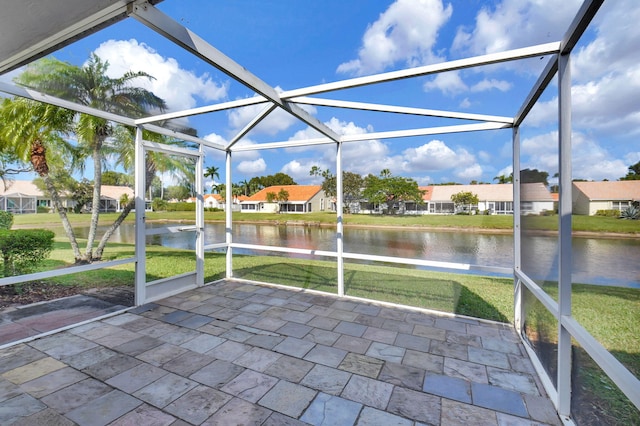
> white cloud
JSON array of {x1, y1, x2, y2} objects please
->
[
  {"x1": 337, "y1": 0, "x2": 453, "y2": 76},
  {"x1": 459, "y1": 98, "x2": 472, "y2": 109},
  {"x1": 453, "y1": 0, "x2": 582, "y2": 56},
  {"x1": 280, "y1": 159, "x2": 328, "y2": 183},
  {"x1": 399, "y1": 140, "x2": 475, "y2": 173},
  {"x1": 237, "y1": 158, "x2": 266, "y2": 174},
  {"x1": 456, "y1": 163, "x2": 483, "y2": 180},
  {"x1": 423, "y1": 71, "x2": 468, "y2": 95},
  {"x1": 93, "y1": 39, "x2": 228, "y2": 112},
  {"x1": 470, "y1": 78, "x2": 512, "y2": 92}
]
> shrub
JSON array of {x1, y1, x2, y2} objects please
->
[
  {"x1": 166, "y1": 202, "x2": 196, "y2": 212},
  {"x1": 620, "y1": 205, "x2": 640, "y2": 220},
  {"x1": 152, "y1": 198, "x2": 168, "y2": 211},
  {"x1": 36, "y1": 206, "x2": 49, "y2": 214},
  {"x1": 0, "y1": 229, "x2": 55, "y2": 277},
  {"x1": 0, "y1": 211, "x2": 13, "y2": 230},
  {"x1": 596, "y1": 209, "x2": 620, "y2": 217}
]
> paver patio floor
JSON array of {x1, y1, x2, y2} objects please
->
[{"x1": 0, "y1": 279, "x2": 561, "y2": 425}]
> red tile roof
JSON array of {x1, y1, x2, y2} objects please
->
[
  {"x1": 244, "y1": 185, "x2": 322, "y2": 202},
  {"x1": 573, "y1": 181, "x2": 640, "y2": 201}
]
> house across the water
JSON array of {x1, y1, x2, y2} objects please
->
[{"x1": 240, "y1": 185, "x2": 328, "y2": 213}]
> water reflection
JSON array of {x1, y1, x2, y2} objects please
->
[{"x1": 67, "y1": 222, "x2": 639, "y2": 288}]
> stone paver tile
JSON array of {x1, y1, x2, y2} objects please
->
[
  {"x1": 93, "y1": 328, "x2": 141, "y2": 348},
  {"x1": 378, "y1": 307, "x2": 407, "y2": 321},
  {"x1": 353, "y1": 303, "x2": 381, "y2": 316},
  {"x1": 353, "y1": 314, "x2": 385, "y2": 328},
  {"x1": 487, "y1": 367, "x2": 539, "y2": 395},
  {"x1": 306, "y1": 305, "x2": 333, "y2": 317},
  {"x1": 158, "y1": 328, "x2": 201, "y2": 345},
  {"x1": 114, "y1": 335, "x2": 164, "y2": 356},
  {"x1": 444, "y1": 357, "x2": 488, "y2": 384},
  {"x1": 327, "y1": 309, "x2": 359, "y2": 322},
  {"x1": 281, "y1": 310, "x2": 315, "y2": 324},
  {"x1": 334, "y1": 321, "x2": 367, "y2": 337},
  {"x1": 273, "y1": 336, "x2": 316, "y2": 358},
  {"x1": 180, "y1": 333, "x2": 225, "y2": 354},
  {"x1": 234, "y1": 347, "x2": 281, "y2": 372},
  {"x1": 468, "y1": 346, "x2": 510, "y2": 369},
  {"x1": 190, "y1": 359, "x2": 245, "y2": 389},
  {"x1": 341, "y1": 375, "x2": 393, "y2": 410},
  {"x1": 300, "y1": 392, "x2": 362, "y2": 426},
  {"x1": 165, "y1": 385, "x2": 232, "y2": 424},
  {"x1": 106, "y1": 363, "x2": 167, "y2": 393},
  {"x1": 304, "y1": 345, "x2": 348, "y2": 368},
  {"x1": 508, "y1": 354, "x2": 536, "y2": 375},
  {"x1": 0, "y1": 377, "x2": 22, "y2": 403},
  {"x1": 11, "y1": 407, "x2": 75, "y2": 426},
  {"x1": 229, "y1": 313, "x2": 261, "y2": 327},
  {"x1": 301, "y1": 364, "x2": 351, "y2": 395},
  {"x1": 265, "y1": 355, "x2": 314, "y2": 383},
  {"x1": 120, "y1": 317, "x2": 162, "y2": 332},
  {"x1": 245, "y1": 334, "x2": 284, "y2": 350},
  {"x1": 434, "y1": 317, "x2": 467, "y2": 333},
  {"x1": 338, "y1": 353, "x2": 384, "y2": 379},
  {"x1": 356, "y1": 406, "x2": 412, "y2": 426},
  {"x1": 161, "y1": 310, "x2": 193, "y2": 324},
  {"x1": 277, "y1": 322, "x2": 312, "y2": 338},
  {"x1": 66, "y1": 389, "x2": 142, "y2": 426},
  {"x1": 177, "y1": 314, "x2": 213, "y2": 329},
  {"x1": 423, "y1": 373, "x2": 471, "y2": 403},
  {"x1": 522, "y1": 394, "x2": 562, "y2": 425},
  {"x1": 220, "y1": 327, "x2": 254, "y2": 342},
  {"x1": 387, "y1": 386, "x2": 441, "y2": 425},
  {"x1": 262, "y1": 411, "x2": 307, "y2": 426},
  {"x1": 251, "y1": 316, "x2": 288, "y2": 332},
  {"x1": 221, "y1": 369, "x2": 278, "y2": 403},
  {"x1": 362, "y1": 327, "x2": 397, "y2": 344},
  {"x1": 203, "y1": 396, "x2": 272, "y2": 426},
  {"x1": 198, "y1": 323, "x2": 230, "y2": 336},
  {"x1": 394, "y1": 333, "x2": 430, "y2": 352},
  {"x1": 447, "y1": 331, "x2": 482, "y2": 347},
  {"x1": 205, "y1": 340, "x2": 250, "y2": 361},
  {"x1": 259, "y1": 380, "x2": 317, "y2": 418},
  {"x1": 366, "y1": 342, "x2": 405, "y2": 363},
  {"x1": 305, "y1": 314, "x2": 341, "y2": 330},
  {"x1": 482, "y1": 337, "x2": 522, "y2": 355},
  {"x1": 41, "y1": 378, "x2": 112, "y2": 413},
  {"x1": 378, "y1": 362, "x2": 425, "y2": 391},
  {"x1": 471, "y1": 382, "x2": 528, "y2": 417},
  {"x1": 0, "y1": 345, "x2": 46, "y2": 374},
  {"x1": 109, "y1": 403, "x2": 176, "y2": 426},
  {"x1": 240, "y1": 303, "x2": 270, "y2": 315},
  {"x1": 103, "y1": 313, "x2": 139, "y2": 326},
  {"x1": 28, "y1": 333, "x2": 97, "y2": 359},
  {"x1": 133, "y1": 373, "x2": 198, "y2": 408},
  {"x1": 0, "y1": 393, "x2": 46, "y2": 424},
  {"x1": 70, "y1": 323, "x2": 121, "y2": 341},
  {"x1": 137, "y1": 343, "x2": 189, "y2": 366},
  {"x1": 333, "y1": 334, "x2": 371, "y2": 354},
  {"x1": 331, "y1": 300, "x2": 358, "y2": 311},
  {"x1": 381, "y1": 319, "x2": 413, "y2": 334},
  {"x1": 136, "y1": 322, "x2": 179, "y2": 339},
  {"x1": 467, "y1": 323, "x2": 503, "y2": 339},
  {"x1": 21, "y1": 367, "x2": 87, "y2": 398},
  {"x1": 162, "y1": 351, "x2": 216, "y2": 377},
  {"x1": 430, "y1": 340, "x2": 468, "y2": 360},
  {"x1": 496, "y1": 412, "x2": 548, "y2": 426},
  {"x1": 2, "y1": 357, "x2": 65, "y2": 384},
  {"x1": 399, "y1": 350, "x2": 442, "y2": 373},
  {"x1": 412, "y1": 324, "x2": 446, "y2": 340},
  {"x1": 62, "y1": 346, "x2": 117, "y2": 370},
  {"x1": 304, "y1": 328, "x2": 340, "y2": 346},
  {"x1": 405, "y1": 312, "x2": 435, "y2": 327},
  {"x1": 83, "y1": 353, "x2": 142, "y2": 381},
  {"x1": 441, "y1": 399, "x2": 498, "y2": 426}
]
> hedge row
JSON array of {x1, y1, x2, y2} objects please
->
[{"x1": 0, "y1": 229, "x2": 55, "y2": 277}]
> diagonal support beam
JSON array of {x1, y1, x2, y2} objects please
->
[
  {"x1": 227, "y1": 104, "x2": 278, "y2": 150},
  {"x1": 130, "y1": 2, "x2": 341, "y2": 143}
]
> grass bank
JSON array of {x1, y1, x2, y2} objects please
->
[{"x1": 11, "y1": 211, "x2": 640, "y2": 235}]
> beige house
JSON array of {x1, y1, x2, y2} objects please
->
[
  {"x1": 240, "y1": 185, "x2": 327, "y2": 213},
  {"x1": 0, "y1": 180, "x2": 135, "y2": 213},
  {"x1": 572, "y1": 181, "x2": 640, "y2": 215}
]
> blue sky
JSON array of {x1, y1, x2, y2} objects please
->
[{"x1": 5, "y1": 0, "x2": 640, "y2": 189}]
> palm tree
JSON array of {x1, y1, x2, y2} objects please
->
[
  {"x1": 493, "y1": 174, "x2": 512, "y2": 184},
  {"x1": 204, "y1": 166, "x2": 220, "y2": 193},
  {"x1": 240, "y1": 179, "x2": 250, "y2": 196},
  {"x1": 0, "y1": 97, "x2": 84, "y2": 258},
  {"x1": 16, "y1": 54, "x2": 166, "y2": 262}
]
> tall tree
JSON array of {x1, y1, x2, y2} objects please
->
[
  {"x1": 493, "y1": 174, "x2": 512, "y2": 184},
  {"x1": 204, "y1": 165, "x2": 220, "y2": 194},
  {"x1": 310, "y1": 167, "x2": 363, "y2": 212},
  {"x1": 451, "y1": 191, "x2": 480, "y2": 213},
  {"x1": 362, "y1": 170, "x2": 425, "y2": 215},
  {"x1": 0, "y1": 97, "x2": 84, "y2": 258},
  {"x1": 620, "y1": 161, "x2": 640, "y2": 180},
  {"x1": 519, "y1": 168, "x2": 549, "y2": 186},
  {"x1": 16, "y1": 54, "x2": 166, "y2": 262}
]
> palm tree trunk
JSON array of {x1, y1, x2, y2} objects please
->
[{"x1": 84, "y1": 142, "x2": 103, "y2": 261}]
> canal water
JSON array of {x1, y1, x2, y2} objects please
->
[{"x1": 79, "y1": 222, "x2": 639, "y2": 288}]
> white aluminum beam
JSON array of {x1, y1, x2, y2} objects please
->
[
  {"x1": 291, "y1": 96, "x2": 514, "y2": 124},
  {"x1": 134, "y1": 126, "x2": 146, "y2": 305},
  {"x1": 135, "y1": 96, "x2": 268, "y2": 124},
  {"x1": 561, "y1": 0, "x2": 605, "y2": 55},
  {"x1": 142, "y1": 140, "x2": 201, "y2": 158},
  {"x1": 515, "y1": 269, "x2": 560, "y2": 318},
  {"x1": 196, "y1": 143, "x2": 204, "y2": 286},
  {"x1": 227, "y1": 104, "x2": 278, "y2": 150},
  {"x1": 281, "y1": 42, "x2": 561, "y2": 98},
  {"x1": 130, "y1": 2, "x2": 341, "y2": 143},
  {"x1": 336, "y1": 142, "x2": 345, "y2": 297},
  {"x1": 231, "y1": 137, "x2": 334, "y2": 152},
  {"x1": 341, "y1": 122, "x2": 511, "y2": 143},
  {"x1": 514, "y1": 56, "x2": 558, "y2": 126}
]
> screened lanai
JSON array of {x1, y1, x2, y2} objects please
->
[{"x1": 0, "y1": 0, "x2": 638, "y2": 424}]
